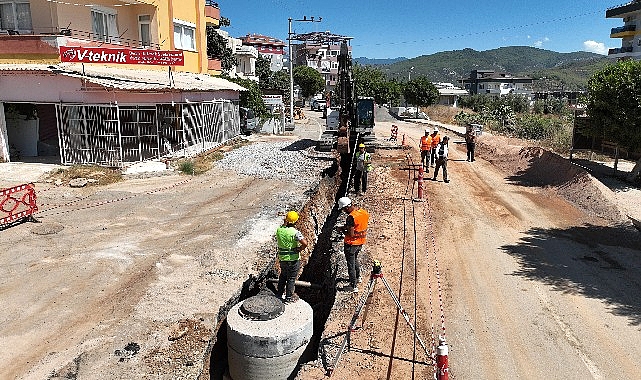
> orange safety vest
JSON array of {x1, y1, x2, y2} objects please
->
[
  {"x1": 420, "y1": 135, "x2": 432, "y2": 151},
  {"x1": 344, "y1": 208, "x2": 369, "y2": 246},
  {"x1": 431, "y1": 133, "x2": 441, "y2": 149}
]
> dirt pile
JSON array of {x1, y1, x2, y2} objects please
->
[{"x1": 476, "y1": 134, "x2": 625, "y2": 223}]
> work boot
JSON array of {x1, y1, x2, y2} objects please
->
[{"x1": 284, "y1": 293, "x2": 299, "y2": 303}]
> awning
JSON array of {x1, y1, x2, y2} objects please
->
[{"x1": 0, "y1": 63, "x2": 246, "y2": 92}]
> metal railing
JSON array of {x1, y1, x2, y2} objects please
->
[{"x1": 611, "y1": 25, "x2": 637, "y2": 34}]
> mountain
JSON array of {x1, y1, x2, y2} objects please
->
[
  {"x1": 380, "y1": 46, "x2": 610, "y2": 91},
  {"x1": 354, "y1": 57, "x2": 408, "y2": 66}
]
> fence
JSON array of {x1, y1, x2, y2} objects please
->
[{"x1": 56, "y1": 101, "x2": 239, "y2": 166}]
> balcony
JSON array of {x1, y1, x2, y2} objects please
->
[
  {"x1": 610, "y1": 24, "x2": 638, "y2": 37},
  {"x1": 608, "y1": 46, "x2": 635, "y2": 55},
  {"x1": 205, "y1": 0, "x2": 220, "y2": 24},
  {"x1": 607, "y1": 1, "x2": 641, "y2": 18},
  {"x1": 0, "y1": 27, "x2": 160, "y2": 60}
]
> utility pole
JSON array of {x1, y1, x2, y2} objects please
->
[{"x1": 288, "y1": 16, "x2": 322, "y2": 128}]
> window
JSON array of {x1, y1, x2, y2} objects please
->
[
  {"x1": 173, "y1": 19, "x2": 196, "y2": 51},
  {"x1": 0, "y1": 0, "x2": 32, "y2": 32},
  {"x1": 91, "y1": 6, "x2": 119, "y2": 43},
  {"x1": 138, "y1": 14, "x2": 151, "y2": 47}
]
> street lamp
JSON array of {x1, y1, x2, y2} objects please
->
[{"x1": 288, "y1": 16, "x2": 322, "y2": 129}]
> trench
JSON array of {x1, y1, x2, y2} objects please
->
[{"x1": 204, "y1": 152, "x2": 353, "y2": 379}]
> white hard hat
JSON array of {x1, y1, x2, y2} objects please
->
[
  {"x1": 337, "y1": 196, "x2": 352, "y2": 209},
  {"x1": 425, "y1": 128, "x2": 431, "y2": 134},
  {"x1": 433, "y1": 127, "x2": 439, "y2": 132}
]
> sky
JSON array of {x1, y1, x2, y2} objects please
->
[{"x1": 217, "y1": 1, "x2": 624, "y2": 59}]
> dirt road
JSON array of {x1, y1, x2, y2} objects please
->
[{"x1": 302, "y1": 109, "x2": 641, "y2": 379}]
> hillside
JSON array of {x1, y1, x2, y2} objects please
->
[
  {"x1": 354, "y1": 57, "x2": 407, "y2": 65},
  {"x1": 375, "y1": 46, "x2": 610, "y2": 91}
]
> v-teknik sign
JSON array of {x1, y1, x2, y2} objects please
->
[{"x1": 60, "y1": 47, "x2": 185, "y2": 66}]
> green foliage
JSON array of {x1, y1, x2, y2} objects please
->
[
  {"x1": 205, "y1": 27, "x2": 237, "y2": 71},
  {"x1": 293, "y1": 65, "x2": 325, "y2": 99},
  {"x1": 228, "y1": 77, "x2": 268, "y2": 117},
  {"x1": 586, "y1": 60, "x2": 641, "y2": 150},
  {"x1": 454, "y1": 111, "x2": 486, "y2": 126},
  {"x1": 403, "y1": 76, "x2": 439, "y2": 107},
  {"x1": 382, "y1": 46, "x2": 608, "y2": 91},
  {"x1": 532, "y1": 97, "x2": 571, "y2": 116},
  {"x1": 256, "y1": 55, "x2": 272, "y2": 84},
  {"x1": 178, "y1": 160, "x2": 195, "y2": 175},
  {"x1": 353, "y1": 65, "x2": 402, "y2": 105}
]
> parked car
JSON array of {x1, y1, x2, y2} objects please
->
[
  {"x1": 240, "y1": 107, "x2": 259, "y2": 135},
  {"x1": 310, "y1": 99, "x2": 326, "y2": 112}
]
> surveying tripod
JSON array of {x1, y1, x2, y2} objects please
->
[{"x1": 327, "y1": 260, "x2": 430, "y2": 376}]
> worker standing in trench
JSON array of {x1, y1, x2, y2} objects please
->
[
  {"x1": 276, "y1": 211, "x2": 308, "y2": 303},
  {"x1": 336, "y1": 197, "x2": 369, "y2": 293}
]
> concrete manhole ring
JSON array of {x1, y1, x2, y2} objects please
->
[{"x1": 31, "y1": 222, "x2": 65, "y2": 235}]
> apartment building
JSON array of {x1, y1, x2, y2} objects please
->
[
  {"x1": 459, "y1": 70, "x2": 533, "y2": 98},
  {"x1": 290, "y1": 31, "x2": 352, "y2": 92},
  {"x1": 606, "y1": 1, "x2": 641, "y2": 59},
  {"x1": 241, "y1": 33, "x2": 285, "y2": 72},
  {"x1": 0, "y1": 0, "x2": 245, "y2": 166}
]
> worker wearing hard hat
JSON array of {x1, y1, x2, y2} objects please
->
[
  {"x1": 429, "y1": 127, "x2": 441, "y2": 167},
  {"x1": 275, "y1": 211, "x2": 308, "y2": 303},
  {"x1": 353, "y1": 143, "x2": 372, "y2": 195},
  {"x1": 336, "y1": 197, "x2": 369, "y2": 293},
  {"x1": 419, "y1": 128, "x2": 432, "y2": 171}
]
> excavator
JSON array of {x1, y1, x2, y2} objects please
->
[{"x1": 317, "y1": 41, "x2": 375, "y2": 153}]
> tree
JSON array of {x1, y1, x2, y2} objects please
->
[
  {"x1": 205, "y1": 26, "x2": 236, "y2": 72},
  {"x1": 586, "y1": 60, "x2": 641, "y2": 181},
  {"x1": 228, "y1": 77, "x2": 267, "y2": 117},
  {"x1": 255, "y1": 55, "x2": 272, "y2": 85},
  {"x1": 353, "y1": 65, "x2": 402, "y2": 105},
  {"x1": 292, "y1": 65, "x2": 325, "y2": 101},
  {"x1": 403, "y1": 76, "x2": 439, "y2": 111}
]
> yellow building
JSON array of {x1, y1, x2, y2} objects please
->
[{"x1": 0, "y1": 0, "x2": 244, "y2": 165}]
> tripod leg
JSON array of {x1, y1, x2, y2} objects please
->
[
  {"x1": 380, "y1": 276, "x2": 431, "y2": 357},
  {"x1": 360, "y1": 279, "x2": 378, "y2": 329}
]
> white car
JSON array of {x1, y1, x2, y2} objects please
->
[{"x1": 310, "y1": 99, "x2": 326, "y2": 111}]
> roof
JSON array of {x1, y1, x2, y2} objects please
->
[
  {"x1": 242, "y1": 34, "x2": 285, "y2": 47},
  {"x1": 0, "y1": 63, "x2": 246, "y2": 92},
  {"x1": 439, "y1": 88, "x2": 469, "y2": 96}
]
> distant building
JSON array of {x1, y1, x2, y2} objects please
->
[
  {"x1": 459, "y1": 70, "x2": 533, "y2": 98},
  {"x1": 606, "y1": 1, "x2": 641, "y2": 59},
  {"x1": 290, "y1": 31, "x2": 352, "y2": 93},
  {"x1": 434, "y1": 83, "x2": 469, "y2": 107},
  {"x1": 217, "y1": 30, "x2": 258, "y2": 81},
  {"x1": 241, "y1": 34, "x2": 286, "y2": 71}
]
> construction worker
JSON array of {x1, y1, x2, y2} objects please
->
[
  {"x1": 429, "y1": 127, "x2": 441, "y2": 167},
  {"x1": 276, "y1": 211, "x2": 308, "y2": 303},
  {"x1": 353, "y1": 143, "x2": 372, "y2": 194},
  {"x1": 336, "y1": 197, "x2": 369, "y2": 293},
  {"x1": 465, "y1": 124, "x2": 477, "y2": 162},
  {"x1": 433, "y1": 136, "x2": 450, "y2": 183},
  {"x1": 419, "y1": 128, "x2": 432, "y2": 171}
]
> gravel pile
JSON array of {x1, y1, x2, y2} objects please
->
[{"x1": 215, "y1": 140, "x2": 335, "y2": 186}]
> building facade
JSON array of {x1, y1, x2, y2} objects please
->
[
  {"x1": 459, "y1": 70, "x2": 533, "y2": 98},
  {"x1": 606, "y1": 1, "x2": 641, "y2": 59},
  {"x1": 241, "y1": 33, "x2": 285, "y2": 72},
  {"x1": 0, "y1": 0, "x2": 245, "y2": 166},
  {"x1": 290, "y1": 31, "x2": 352, "y2": 93}
]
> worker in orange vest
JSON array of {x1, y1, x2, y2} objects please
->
[
  {"x1": 429, "y1": 127, "x2": 441, "y2": 167},
  {"x1": 419, "y1": 128, "x2": 432, "y2": 172},
  {"x1": 336, "y1": 196, "x2": 369, "y2": 293}
]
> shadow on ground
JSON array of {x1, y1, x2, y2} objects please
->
[{"x1": 501, "y1": 223, "x2": 641, "y2": 326}]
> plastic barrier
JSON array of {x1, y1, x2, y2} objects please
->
[{"x1": 0, "y1": 183, "x2": 38, "y2": 226}]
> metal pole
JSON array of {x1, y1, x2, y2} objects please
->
[{"x1": 288, "y1": 17, "x2": 294, "y2": 128}]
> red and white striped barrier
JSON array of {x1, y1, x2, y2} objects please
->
[
  {"x1": 436, "y1": 336, "x2": 449, "y2": 380},
  {"x1": 1, "y1": 183, "x2": 38, "y2": 226}
]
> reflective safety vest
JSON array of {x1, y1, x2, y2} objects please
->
[
  {"x1": 431, "y1": 133, "x2": 441, "y2": 149},
  {"x1": 276, "y1": 226, "x2": 300, "y2": 261},
  {"x1": 420, "y1": 135, "x2": 432, "y2": 151},
  {"x1": 356, "y1": 151, "x2": 373, "y2": 172},
  {"x1": 344, "y1": 208, "x2": 369, "y2": 246}
]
